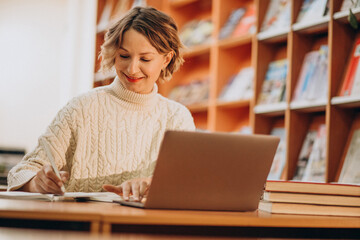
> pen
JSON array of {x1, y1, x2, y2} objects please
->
[{"x1": 40, "y1": 138, "x2": 66, "y2": 193}]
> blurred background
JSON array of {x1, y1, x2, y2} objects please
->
[{"x1": 0, "y1": 0, "x2": 97, "y2": 152}]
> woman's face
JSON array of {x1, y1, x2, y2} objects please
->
[{"x1": 115, "y1": 28, "x2": 172, "y2": 94}]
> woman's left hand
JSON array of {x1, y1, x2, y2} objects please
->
[{"x1": 103, "y1": 177, "x2": 151, "y2": 202}]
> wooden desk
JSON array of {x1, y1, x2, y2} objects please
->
[
  {"x1": 0, "y1": 199, "x2": 359, "y2": 238},
  {"x1": 0, "y1": 199, "x2": 102, "y2": 233},
  {"x1": 100, "y1": 204, "x2": 360, "y2": 238}
]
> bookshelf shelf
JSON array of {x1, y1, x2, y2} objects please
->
[
  {"x1": 169, "y1": 0, "x2": 199, "y2": 8},
  {"x1": 292, "y1": 16, "x2": 330, "y2": 35},
  {"x1": 333, "y1": 7, "x2": 360, "y2": 23},
  {"x1": 92, "y1": 0, "x2": 360, "y2": 185},
  {"x1": 254, "y1": 102, "x2": 287, "y2": 116},
  {"x1": 216, "y1": 99, "x2": 250, "y2": 109},
  {"x1": 290, "y1": 100, "x2": 327, "y2": 112},
  {"x1": 183, "y1": 44, "x2": 211, "y2": 58},
  {"x1": 257, "y1": 28, "x2": 290, "y2": 43},
  {"x1": 218, "y1": 34, "x2": 253, "y2": 49},
  {"x1": 331, "y1": 96, "x2": 360, "y2": 108},
  {"x1": 187, "y1": 102, "x2": 209, "y2": 113}
]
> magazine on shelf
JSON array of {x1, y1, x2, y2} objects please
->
[
  {"x1": 260, "y1": 0, "x2": 291, "y2": 33},
  {"x1": 219, "y1": 8, "x2": 246, "y2": 39},
  {"x1": 257, "y1": 59, "x2": 288, "y2": 105},
  {"x1": 292, "y1": 45, "x2": 328, "y2": 103},
  {"x1": 338, "y1": 129, "x2": 360, "y2": 185},
  {"x1": 302, "y1": 124, "x2": 327, "y2": 182},
  {"x1": 340, "y1": 0, "x2": 360, "y2": 12},
  {"x1": 296, "y1": 0, "x2": 329, "y2": 24},
  {"x1": 232, "y1": 4, "x2": 256, "y2": 37},
  {"x1": 292, "y1": 129, "x2": 318, "y2": 181},
  {"x1": 218, "y1": 67, "x2": 253, "y2": 102},
  {"x1": 267, "y1": 127, "x2": 286, "y2": 180},
  {"x1": 179, "y1": 19, "x2": 213, "y2": 47},
  {"x1": 340, "y1": 37, "x2": 360, "y2": 97}
]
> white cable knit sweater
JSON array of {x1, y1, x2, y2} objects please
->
[{"x1": 8, "y1": 77, "x2": 195, "y2": 192}]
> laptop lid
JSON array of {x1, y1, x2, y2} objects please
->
[{"x1": 142, "y1": 130, "x2": 279, "y2": 211}]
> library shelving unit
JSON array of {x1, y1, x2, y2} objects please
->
[{"x1": 93, "y1": 0, "x2": 360, "y2": 184}]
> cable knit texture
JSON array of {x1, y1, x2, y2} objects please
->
[{"x1": 8, "y1": 77, "x2": 195, "y2": 192}]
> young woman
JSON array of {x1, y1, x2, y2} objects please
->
[{"x1": 8, "y1": 7, "x2": 195, "y2": 201}]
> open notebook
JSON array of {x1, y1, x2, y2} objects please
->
[
  {"x1": 0, "y1": 191, "x2": 122, "y2": 202},
  {"x1": 117, "y1": 130, "x2": 279, "y2": 211}
]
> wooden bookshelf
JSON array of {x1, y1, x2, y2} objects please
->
[{"x1": 93, "y1": 0, "x2": 360, "y2": 184}]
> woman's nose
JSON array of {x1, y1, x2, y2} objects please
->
[{"x1": 127, "y1": 60, "x2": 140, "y2": 74}]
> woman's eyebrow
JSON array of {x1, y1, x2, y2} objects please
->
[{"x1": 119, "y1": 47, "x2": 155, "y2": 55}]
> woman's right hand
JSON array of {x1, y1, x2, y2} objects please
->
[{"x1": 20, "y1": 164, "x2": 68, "y2": 195}]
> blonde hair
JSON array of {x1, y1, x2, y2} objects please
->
[{"x1": 99, "y1": 7, "x2": 184, "y2": 83}]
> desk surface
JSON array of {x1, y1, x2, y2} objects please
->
[{"x1": 0, "y1": 199, "x2": 359, "y2": 236}]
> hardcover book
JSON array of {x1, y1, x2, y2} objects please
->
[
  {"x1": 258, "y1": 200, "x2": 360, "y2": 217},
  {"x1": 265, "y1": 180, "x2": 360, "y2": 196},
  {"x1": 262, "y1": 191, "x2": 360, "y2": 207}
]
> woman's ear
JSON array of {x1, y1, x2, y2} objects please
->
[{"x1": 162, "y1": 51, "x2": 174, "y2": 69}]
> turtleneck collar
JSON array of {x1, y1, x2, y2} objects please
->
[{"x1": 107, "y1": 76, "x2": 159, "y2": 109}]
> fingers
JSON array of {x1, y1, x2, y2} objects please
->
[
  {"x1": 102, "y1": 184, "x2": 123, "y2": 195},
  {"x1": 60, "y1": 171, "x2": 69, "y2": 183},
  {"x1": 103, "y1": 178, "x2": 152, "y2": 202},
  {"x1": 35, "y1": 166, "x2": 63, "y2": 194}
]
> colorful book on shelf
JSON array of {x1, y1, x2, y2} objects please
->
[
  {"x1": 232, "y1": 4, "x2": 256, "y2": 37},
  {"x1": 292, "y1": 129, "x2": 318, "y2": 181},
  {"x1": 262, "y1": 191, "x2": 360, "y2": 207},
  {"x1": 257, "y1": 59, "x2": 288, "y2": 105},
  {"x1": 338, "y1": 128, "x2": 360, "y2": 185},
  {"x1": 292, "y1": 45, "x2": 328, "y2": 103},
  {"x1": 296, "y1": 0, "x2": 329, "y2": 24},
  {"x1": 168, "y1": 78, "x2": 209, "y2": 106},
  {"x1": 302, "y1": 124, "x2": 327, "y2": 182},
  {"x1": 260, "y1": 0, "x2": 291, "y2": 33},
  {"x1": 258, "y1": 200, "x2": 360, "y2": 217},
  {"x1": 267, "y1": 127, "x2": 286, "y2": 180},
  {"x1": 218, "y1": 67, "x2": 253, "y2": 102},
  {"x1": 179, "y1": 19, "x2": 213, "y2": 47},
  {"x1": 339, "y1": 37, "x2": 360, "y2": 97},
  {"x1": 219, "y1": 8, "x2": 246, "y2": 39},
  {"x1": 265, "y1": 180, "x2": 360, "y2": 196}
]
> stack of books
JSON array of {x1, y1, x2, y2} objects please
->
[{"x1": 259, "y1": 180, "x2": 360, "y2": 217}]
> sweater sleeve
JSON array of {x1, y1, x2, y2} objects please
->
[
  {"x1": 169, "y1": 104, "x2": 196, "y2": 131},
  {"x1": 7, "y1": 101, "x2": 76, "y2": 191}
]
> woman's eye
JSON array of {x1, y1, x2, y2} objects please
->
[
  {"x1": 120, "y1": 55, "x2": 129, "y2": 59},
  {"x1": 141, "y1": 59, "x2": 151, "y2": 62}
]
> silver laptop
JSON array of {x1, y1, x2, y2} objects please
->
[{"x1": 117, "y1": 130, "x2": 279, "y2": 211}]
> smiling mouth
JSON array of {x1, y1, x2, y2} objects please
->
[{"x1": 123, "y1": 73, "x2": 143, "y2": 83}]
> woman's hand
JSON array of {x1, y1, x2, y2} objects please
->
[
  {"x1": 103, "y1": 177, "x2": 151, "y2": 202},
  {"x1": 20, "y1": 164, "x2": 68, "y2": 195}
]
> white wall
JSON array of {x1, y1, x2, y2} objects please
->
[{"x1": 0, "y1": 0, "x2": 97, "y2": 152}]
